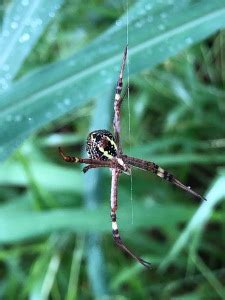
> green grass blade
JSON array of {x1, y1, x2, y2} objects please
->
[
  {"x1": 160, "y1": 174, "x2": 225, "y2": 270},
  {"x1": 0, "y1": 0, "x2": 64, "y2": 87},
  {"x1": 0, "y1": 160, "x2": 82, "y2": 193},
  {"x1": 0, "y1": 199, "x2": 194, "y2": 244},
  {"x1": 83, "y1": 89, "x2": 113, "y2": 297}
]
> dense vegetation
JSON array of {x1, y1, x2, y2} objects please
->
[{"x1": 0, "y1": 0, "x2": 225, "y2": 299}]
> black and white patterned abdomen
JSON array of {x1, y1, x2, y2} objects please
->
[{"x1": 86, "y1": 130, "x2": 118, "y2": 161}]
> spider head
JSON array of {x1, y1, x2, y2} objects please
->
[{"x1": 86, "y1": 130, "x2": 118, "y2": 161}]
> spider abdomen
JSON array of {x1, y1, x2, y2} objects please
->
[{"x1": 86, "y1": 130, "x2": 118, "y2": 161}]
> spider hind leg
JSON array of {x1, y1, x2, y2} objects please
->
[
  {"x1": 153, "y1": 165, "x2": 206, "y2": 201},
  {"x1": 111, "y1": 212, "x2": 151, "y2": 268},
  {"x1": 122, "y1": 155, "x2": 206, "y2": 201}
]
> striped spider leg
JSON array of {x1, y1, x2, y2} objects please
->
[
  {"x1": 122, "y1": 155, "x2": 206, "y2": 201},
  {"x1": 111, "y1": 168, "x2": 151, "y2": 268},
  {"x1": 110, "y1": 46, "x2": 152, "y2": 267},
  {"x1": 113, "y1": 45, "x2": 128, "y2": 156}
]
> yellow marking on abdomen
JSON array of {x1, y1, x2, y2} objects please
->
[{"x1": 98, "y1": 146, "x2": 114, "y2": 159}]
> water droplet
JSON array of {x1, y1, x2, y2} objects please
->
[
  {"x1": 185, "y1": 37, "x2": 193, "y2": 45},
  {"x1": 54, "y1": 3, "x2": 61, "y2": 10},
  {"x1": 139, "y1": 9, "x2": 146, "y2": 16},
  {"x1": 5, "y1": 73, "x2": 11, "y2": 80},
  {"x1": 0, "y1": 78, "x2": 9, "y2": 90},
  {"x1": 22, "y1": 0, "x2": 29, "y2": 6},
  {"x1": 105, "y1": 78, "x2": 113, "y2": 84},
  {"x1": 19, "y1": 33, "x2": 30, "y2": 43},
  {"x1": 63, "y1": 98, "x2": 71, "y2": 106},
  {"x1": 116, "y1": 20, "x2": 122, "y2": 27},
  {"x1": 135, "y1": 21, "x2": 143, "y2": 29},
  {"x1": 11, "y1": 21, "x2": 18, "y2": 29},
  {"x1": 145, "y1": 4, "x2": 152, "y2": 10},
  {"x1": 49, "y1": 11, "x2": 56, "y2": 18}
]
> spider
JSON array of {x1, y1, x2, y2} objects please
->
[{"x1": 58, "y1": 46, "x2": 206, "y2": 269}]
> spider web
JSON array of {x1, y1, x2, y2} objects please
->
[{"x1": 122, "y1": 0, "x2": 134, "y2": 225}]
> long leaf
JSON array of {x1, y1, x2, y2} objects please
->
[
  {"x1": 0, "y1": 198, "x2": 194, "y2": 244},
  {"x1": 1, "y1": 0, "x2": 225, "y2": 160},
  {"x1": 0, "y1": 160, "x2": 82, "y2": 192}
]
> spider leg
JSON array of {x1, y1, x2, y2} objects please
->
[
  {"x1": 59, "y1": 147, "x2": 81, "y2": 163},
  {"x1": 122, "y1": 155, "x2": 206, "y2": 201},
  {"x1": 58, "y1": 147, "x2": 112, "y2": 167},
  {"x1": 110, "y1": 168, "x2": 151, "y2": 268},
  {"x1": 83, "y1": 164, "x2": 116, "y2": 173},
  {"x1": 113, "y1": 46, "x2": 128, "y2": 154}
]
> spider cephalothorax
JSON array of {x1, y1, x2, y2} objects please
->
[
  {"x1": 86, "y1": 130, "x2": 118, "y2": 161},
  {"x1": 59, "y1": 46, "x2": 206, "y2": 269}
]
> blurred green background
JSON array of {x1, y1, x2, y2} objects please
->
[{"x1": 0, "y1": 0, "x2": 225, "y2": 299}]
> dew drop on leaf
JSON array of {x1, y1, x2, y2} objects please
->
[
  {"x1": 10, "y1": 21, "x2": 18, "y2": 29},
  {"x1": 49, "y1": 11, "x2": 56, "y2": 18},
  {"x1": 145, "y1": 4, "x2": 152, "y2": 10},
  {"x1": 63, "y1": 98, "x2": 71, "y2": 106},
  {"x1": 22, "y1": 0, "x2": 29, "y2": 6},
  {"x1": 116, "y1": 20, "x2": 122, "y2": 27},
  {"x1": 19, "y1": 33, "x2": 30, "y2": 43},
  {"x1": 185, "y1": 37, "x2": 193, "y2": 45}
]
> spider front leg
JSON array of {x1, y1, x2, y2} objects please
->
[
  {"x1": 83, "y1": 158, "x2": 125, "y2": 173},
  {"x1": 58, "y1": 147, "x2": 113, "y2": 167},
  {"x1": 83, "y1": 163, "x2": 115, "y2": 173},
  {"x1": 113, "y1": 46, "x2": 128, "y2": 155},
  {"x1": 110, "y1": 168, "x2": 151, "y2": 269},
  {"x1": 59, "y1": 147, "x2": 81, "y2": 163}
]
